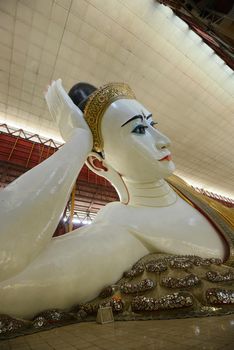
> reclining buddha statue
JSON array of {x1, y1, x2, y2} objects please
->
[{"x1": 0, "y1": 80, "x2": 233, "y2": 322}]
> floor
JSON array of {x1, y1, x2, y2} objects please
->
[{"x1": 0, "y1": 314, "x2": 233, "y2": 350}]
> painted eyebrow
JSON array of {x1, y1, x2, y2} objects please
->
[
  {"x1": 142, "y1": 111, "x2": 152, "y2": 120},
  {"x1": 121, "y1": 115, "x2": 143, "y2": 127}
]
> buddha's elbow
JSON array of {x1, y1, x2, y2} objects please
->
[{"x1": 0, "y1": 252, "x2": 29, "y2": 282}]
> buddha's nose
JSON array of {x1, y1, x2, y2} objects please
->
[{"x1": 155, "y1": 133, "x2": 171, "y2": 150}]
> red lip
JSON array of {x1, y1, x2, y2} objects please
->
[{"x1": 159, "y1": 154, "x2": 172, "y2": 161}]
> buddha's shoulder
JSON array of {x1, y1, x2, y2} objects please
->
[
  {"x1": 95, "y1": 201, "x2": 126, "y2": 222},
  {"x1": 103, "y1": 201, "x2": 125, "y2": 211}
]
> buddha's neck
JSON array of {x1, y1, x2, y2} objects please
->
[{"x1": 123, "y1": 178, "x2": 177, "y2": 207}]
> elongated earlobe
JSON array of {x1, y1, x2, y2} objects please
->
[{"x1": 86, "y1": 153, "x2": 129, "y2": 204}]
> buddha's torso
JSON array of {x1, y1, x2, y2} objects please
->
[{"x1": 94, "y1": 195, "x2": 226, "y2": 259}]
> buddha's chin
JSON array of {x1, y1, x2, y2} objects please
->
[
  {"x1": 160, "y1": 159, "x2": 176, "y2": 175},
  {"x1": 161, "y1": 163, "x2": 175, "y2": 179},
  {"x1": 169, "y1": 160, "x2": 176, "y2": 172}
]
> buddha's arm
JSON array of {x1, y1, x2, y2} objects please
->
[
  {"x1": 0, "y1": 81, "x2": 93, "y2": 282},
  {"x1": 0, "y1": 223, "x2": 149, "y2": 319}
]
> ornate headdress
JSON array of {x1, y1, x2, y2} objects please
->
[{"x1": 84, "y1": 83, "x2": 136, "y2": 153}]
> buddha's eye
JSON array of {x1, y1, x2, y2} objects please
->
[
  {"x1": 132, "y1": 125, "x2": 148, "y2": 134},
  {"x1": 150, "y1": 121, "x2": 158, "y2": 128}
]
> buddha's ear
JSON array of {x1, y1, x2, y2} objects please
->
[
  {"x1": 86, "y1": 152, "x2": 108, "y2": 174},
  {"x1": 86, "y1": 152, "x2": 129, "y2": 204}
]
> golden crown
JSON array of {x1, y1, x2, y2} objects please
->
[{"x1": 84, "y1": 82, "x2": 136, "y2": 153}]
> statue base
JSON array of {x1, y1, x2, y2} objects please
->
[{"x1": 1, "y1": 253, "x2": 234, "y2": 339}]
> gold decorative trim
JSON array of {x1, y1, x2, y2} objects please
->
[
  {"x1": 167, "y1": 175, "x2": 234, "y2": 267},
  {"x1": 84, "y1": 82, "x2": 136, "y2": 152}
]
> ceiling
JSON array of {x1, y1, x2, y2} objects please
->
[
  {"x1": 158, "y1": 0, "x2": 234, "y2": 69},
  {"x1": 0, "y1": 0, "x2": 233, "y2": 198}
]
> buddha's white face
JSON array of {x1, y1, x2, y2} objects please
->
[{"x1": 101, "y1": 99, "x2": 175, "y2": 183}]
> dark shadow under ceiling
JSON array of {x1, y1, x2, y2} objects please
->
[{"x1": 157, "y1": 0, "x2": 234, "y2": 69}]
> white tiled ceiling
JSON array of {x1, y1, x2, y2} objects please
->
[{"x1": 0, "y1": 0, "x2": 233, "y2": 197}]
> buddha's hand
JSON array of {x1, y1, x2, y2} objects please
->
[{"x1": 45, "y1": 79, "x2": 92, "y2": 142}]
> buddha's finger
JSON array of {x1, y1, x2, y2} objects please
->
[
  {"x1": 46, "y1": 84, "x2": 59, "y2": 119},
  {"x1": 55, "y1": 80, "x2": 75, "y2": 114},
  {"x1": 56, "y1": 79, "x2": 73, "y2": 107},
  {"x1": 49, "y1": 81, "x2": 62, "y2": 115}
]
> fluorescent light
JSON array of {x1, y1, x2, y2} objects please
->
[
  {"x1": 187, "y1": 30, "x2": 202, "y2": 44},
  {"x1": 200, "y1": 42, "x2": 214, "y2": 56},
  {"x1": 82, "y1": 219, "x2": 92, "y2": 225},
  {"x1": 171, "y1": 14, "x2": 189, "y2": 31},
  {"x1": 0, "y1": 117, "x2": 63, "y2": 143},
  {"x1": 159, "y1": 4, "x2": 173, "y2": 17},
  {"x1": 72, "y1": 217, "x2": 80, "y2": 224},
  {"x1": 223, "y1": 64, "x2": 233, "y2": 75},
  {"x1": 213, "y1": 54, "x2": 225, "y2": 66},
  {"x1": 179, "y1": 176, "x2": 234, "y2": 200}
]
